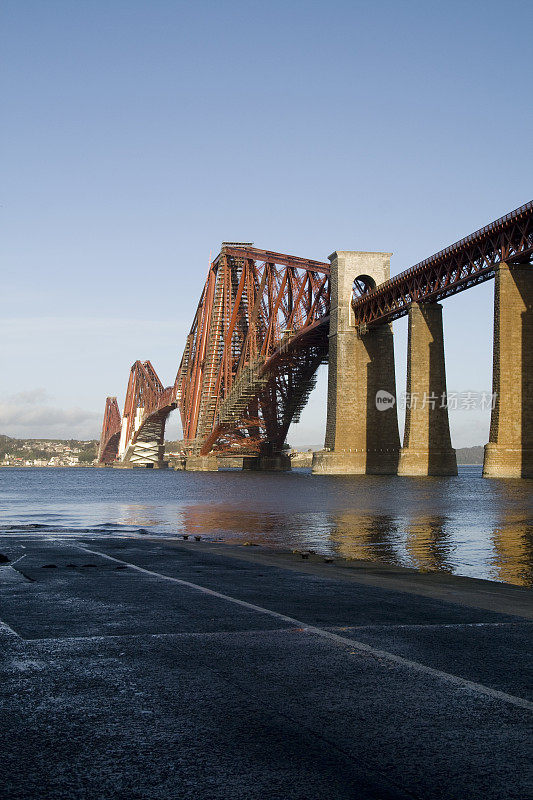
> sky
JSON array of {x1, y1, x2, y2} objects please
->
[{"x1": 2, "y1": 0, "x2": 532, "y2": 446}]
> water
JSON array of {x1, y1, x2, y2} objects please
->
[{"x1": 0, "y1": 466, "x2": 532, "y2": 586}]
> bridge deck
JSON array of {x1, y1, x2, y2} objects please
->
[{"x1": 353, "y1": 200, "x2": 533, "y2": 326}]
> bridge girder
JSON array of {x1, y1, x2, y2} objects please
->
[
  {"x1": 352, "y1": 201, "x2": 533, "y2": 327},
  {"x1": 175, "y1": 245, "x2": 330, "y2": 457},
  {"x1": 98, "y1": 200, "x2": 533, "y2": 470},
  {"x1": 97, "y1": 397, "x2": 122, "y2": 464},
  {"x1": 112, "y1": 360, "x2": 176, "y2": 467}
]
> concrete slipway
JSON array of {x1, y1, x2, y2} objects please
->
[{"x1": 0, "y1": 535, "x2": 531, "y2": 799}]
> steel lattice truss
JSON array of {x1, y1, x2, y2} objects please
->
[
  {"x1": 176, "y1": 245, "x2": 330, "y2": 456},
  {"x1": 98, "y1": 201, "x2": 532, "y2": 464},
  {"x1": 98, "y1": 360, "x2": 176, "y2": 464},
  {"x1": 352, "y1": 201, "x2": 533, "y2": 327},
  {"x1": 97, "y1": 397, "x2": 122, "y2": 464},
  {"x1": 121, "y1": 360, "x2": 176, "y2": 449}
]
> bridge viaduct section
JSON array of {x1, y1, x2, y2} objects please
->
[
  {"x1": 484, "y1": 261, "x2": 533, "y2": 478},
  {"x1": 312, "y1": 251, "x2": 401, "y2": 475},
  {"x1": 98, "y1": 201, "x2": 532, "y2": 478},
  {"x1": 312, "y1": 251, "x2": 457, "y2": 476},
  {"x1": 313, "y1": 201, "x2": 532, "y2": 478},
  {"x1": 398, "y1": 302, "x2": 457, "y2": 476}
]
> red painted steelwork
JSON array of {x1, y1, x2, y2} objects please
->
[
  {"x1": 352, "y1": 201, "x2": 533, "y2": 327},
  {"x1": 120, "y1": 360, "x2": 177, "y2": 454},
  {"x1": 98, "y1": 201, "x2": 532, "y2": 463},
  {"x1": 175, "y1": 245, "x2": 330, "y2": 456},
  {"x1": 97, "y1": 397, "x2": 122, "y2": 464}
]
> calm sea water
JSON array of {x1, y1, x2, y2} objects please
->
[{"x1": 0, "y1": 466, "x2": 532, "y2": 586}]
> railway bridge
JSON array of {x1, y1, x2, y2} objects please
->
[{"x1": 98, "y1": 201, "x2": 533, "y2": 478}]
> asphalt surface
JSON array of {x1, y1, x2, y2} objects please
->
[{"x1": 0, "y1": 535, "x2": 532, "y2": 800}]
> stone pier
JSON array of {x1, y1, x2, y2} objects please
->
[
  {"x1": 483, "y1": 262, "x2": 533, "y2": 478},
  {"x1": 312, "y1": 251, "x2": 400, "y2": 475},
  {"x1": 242, "y1": 454, "x2": 292, "y2": 471},
  {"x1": 184, "y1": 455, "x2": 219, "y2": 472},
  {"x1": 398, "y1": 303, "x2": 457, "y2": 476}
]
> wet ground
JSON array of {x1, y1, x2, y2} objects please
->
[{"x1": 1, "y1": 534, "x2": 532, "y2": 799}]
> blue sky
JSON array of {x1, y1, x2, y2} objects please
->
[{"x1": 2, "y1": 0, "x2": 532, "y2": 445}]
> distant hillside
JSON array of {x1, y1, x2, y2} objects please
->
[
  {"x1": 2, "y1": 435, "x2": 486, "y2": 467},
  {"x1": 455, "y1": 446, "x2": 484, "y2": 465},
  {"x1": 1, "y1": 435, "x2": 98, "y2": 465}
]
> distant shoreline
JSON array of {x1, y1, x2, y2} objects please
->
[
  {"x1": 0, "y1": 463, "x2": 485, "y2": 470},
  {"x1": 0, "y1": 433, "x2": 486, "y2": 468}
]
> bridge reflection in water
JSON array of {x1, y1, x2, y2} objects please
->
[
  {"x1": 492, "y1": 511, "x2": 533, "y2": 586},
  {"x1": 112, "y1": 474, "x2": 533, "y2": 588}
]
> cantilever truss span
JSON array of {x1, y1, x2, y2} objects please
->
[
  {"x1": 117, "y1": 360, "x2": 177, "y2": 466},
  {"x1": 98, "y1": 201, "x2": 532, "y2": 466},
  {"x1": 176, "y1": 245, "x2": 330, "y2": 457},
  {"x1": 98, "y1": 397, "x2": 122, "y2": 464},
  {"x1": 97, "y1": 246, "x2": 330, "y2": 464},
  {"x1": 98, "y1": 360, "x2": 177, "y2": 467}
]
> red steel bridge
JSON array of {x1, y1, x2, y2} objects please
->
[{"x1": 98, "y1": 201, "x2": 532, "y2": 474}]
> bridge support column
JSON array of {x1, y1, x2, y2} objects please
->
[
  {"x1": 242, "y1": 454, "x2": 291, "y2": 471},
  {"x1": 483, "y1": 262, "x2": 533, "y2": 478},
  {"x1": 312, "y1": 251, "x2": 400, "y2": 475},
  {"x1": 398, "y1": 303, "x2": 457, "y2": 476},
  {"x1": 185, "y1": 455, "x2": 219, "y2": 472},
  {"x1": 115, "y1": 443, "x2": 168, "y2": 468}
]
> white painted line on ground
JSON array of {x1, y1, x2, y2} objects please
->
[
  {"x1": 79, "y1": 545, "x2": 533, "y2": 712},
  {"x1": 0, "y1": 619, "x2": 21, "y2": 637},
  {"x1": 9, "y1": 554, "x2": 27, "y2": 567}
]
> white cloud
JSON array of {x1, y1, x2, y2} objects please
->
[
  {"x1": 6, "y1": 388, "x2": 52, "y2": 405},
  {"x1": 0, "y1": 391, "x2": 101, "y2": 440}
]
